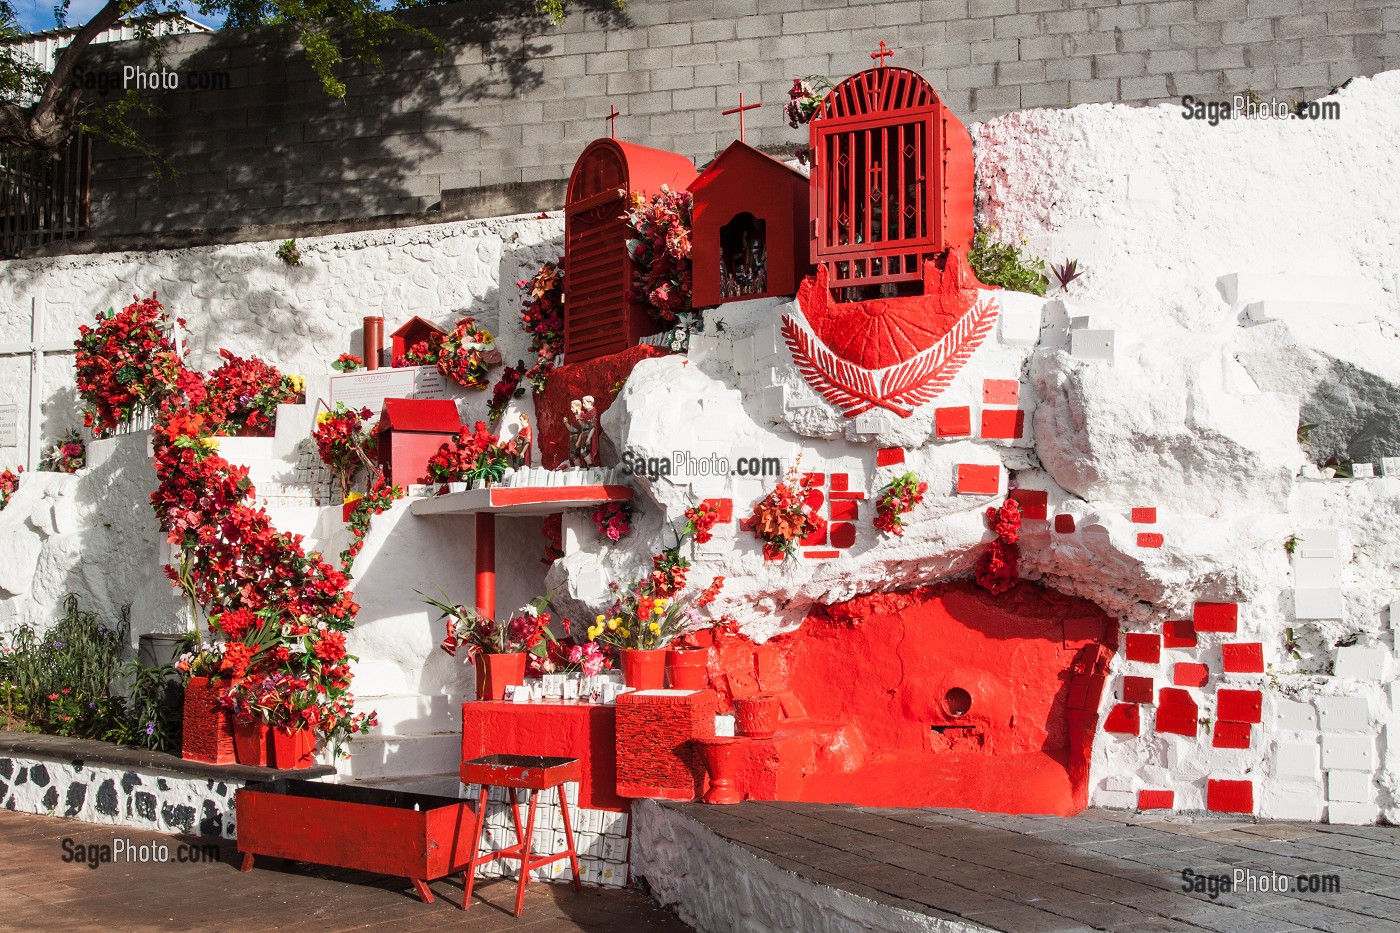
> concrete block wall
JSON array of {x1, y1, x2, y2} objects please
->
[{"x1": 64, "y1": 0, "x2": 1400, "y2": 238}]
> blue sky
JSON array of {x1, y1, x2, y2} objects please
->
[{"x1": 13, "y1": 0, "x2": 223, "y2": 33}]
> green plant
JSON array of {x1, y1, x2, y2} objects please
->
[
  {"x1": 1283, "y1": 627, "x2": 1302, "y2": 661},
  {"x1": 1051, "y1": 259, "x2": 1084, "y2": 291},
  {"x1": 968, "y1": 228, "x2": 1048, "y2": 296},
  {"x1": 104, "y1": 660, "x2": 182, "y2": 754},
  {"x1": 277, "y1": 239, "x2": 302, "y2": 267},
  {"x1": 1297, "y1": 422, "x2": 1317, "y2": 444},
  {"x1": 1284, "y1": 534, "x2": 1301, "y2": 555}
]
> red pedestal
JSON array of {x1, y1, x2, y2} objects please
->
[
  {"x1": 698, "y1": 737, "x2": 745, "y2": 804},
  {"x1": 614, "y1": 689, "x2": 718, "y2": 801},
  {"x1": 461, "y1": 701, "x2": 624, "y2": 811},
  {"x1": 181, "y1": 676, "x2": 236, "y2": 765}
]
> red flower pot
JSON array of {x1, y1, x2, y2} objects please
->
[
  {"x1": 181, "y1": 675, "x2": 236, "y2": 764},
  {"x1": 667, "y1": 648, "x2": 709, "y2": 690},
  {"x1": 233, "y1": 717, "x2": 271, "y2": 767},
  {"x1": 271, "y1": 727, "x2": 316, "y2": 770},
  {"x1": 734, "y1": 694, "x2": 782, "y2": 739},
  {"x1": 619, "y1": 648, "x2": 666, "y2": 691},
  {"x1": 699, "y1": 737, "x2": 745, "y2": 805},
  {"x1": 475, "y1": 652, "x2": 527, "y2": 701}
]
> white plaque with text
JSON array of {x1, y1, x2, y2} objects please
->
[
  {"x1": 0, "y1": 404, "x2": 17, "y2": 448},
  {"x1": 328, "y1": 367, "x2": 448, "y2": 413}
]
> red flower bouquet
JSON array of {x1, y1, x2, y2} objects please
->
[
  {"x1": 426, "y1": 421, "x2": 511, "y2": 485},
  {"x1": 39, "y1": 430, "x2": 87, "y2": 474},
  {"x1": 393, "y1": 334, "x2": 444, "y2": 368},
  {"x1": 0, "y1": 465, "x2": 21, "y2": 511},
  {"x1": 74, "y1": 294, "x2": 184, "y2": 434},
  {"x1": 313, "y1": 404, "x2": 377, "y2": 500},
  {"x1": 436, "y1": 317, "x2": 501, "y2": 389},
  {"x1": 488, "y1": 362, "x2": 528, "y2": 422},
  {"x1": 874, "y1": 472, "x2": 927, "y2": 536},
  {"x1": 200, "y1": 349, "x2": 303, "y2": 436},
  {"x1": 625, "y1": 187, "x2": 693, "y2": 325},
  {"x1": 750, "y1": 469, "x2": 826, "y2": 560},
  {"x1": 331, "y1": 353, "x2": 363, "y2": 373},
  {"x1": 593, "y1": 501, "x2": 632, "y2": 541},
  {"x1": 683, "y1": 500, "x2": 722, "y2": 544},
  {"x1": 976, "y1": 499, "x2": 1023, "y2": 594}
]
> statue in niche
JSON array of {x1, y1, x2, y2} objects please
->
[
  {"x1": 504, "y1": 414, "x2": 531, "y2": 468},
  {"x1": 566, "y1": 397, "x2": 600, "y2": 467},
  {"x1": 719, "y1": 213, "x2": 767, "y2": 299}
]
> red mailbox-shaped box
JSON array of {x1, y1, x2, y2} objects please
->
[
  {"x1": 689, "y1": 140, "x2": 812, "y2": 308},
  {"x1": 389, "y1": 315, "x2": 447, "y2": 367},
  {"x1": 376, "y1": 398, "x2": 462, "y2": 485},
  {"x1": 564, "y1": 138, "x2": 696, "y2": 365}
]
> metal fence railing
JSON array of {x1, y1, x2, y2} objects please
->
[{"x1": 0, "y1": 132, "x2": 92, "y2": 258}]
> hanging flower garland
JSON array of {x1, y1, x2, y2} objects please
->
[
  {"x1": 340, "y1": 478, "x2": 406, "y2": 575},
  {"x1": 0, "y1": 466, "x2": 21, "y2": 511},
  {"x1": 73, "y1": 294, "x2": 184, "y2": 434},
  {"x1": 874, "y1": 472, "x2": 928, "y2": 536},
  {"x1": 436, "y1": 317, "x2": 502, "y2": 390},
  {"x1": 975, "y1": 499, "x2": 1023, "y2": 595},
  {"x1": 750, "y1": 468, "x2": 826, "y2": 561},
  {"x1": 488, "y1": 362, "x2": 527, "y2": 422},
  {"x1": 625, "y1": 186, "x2": 693, "y2": 325}
]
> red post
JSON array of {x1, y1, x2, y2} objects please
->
[
  {"x1": 363, "y1": 315, "x2": 384, "y2": 371},
  {"x1": 475, "y1": 511, "x2": 496, "y2": 620}
]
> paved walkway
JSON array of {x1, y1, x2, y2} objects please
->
[
  {"x1": 0, "y1": 810, "x2": 690, "y2": 933},
  {"x1": 672, "y1": 801, "x2": 1400, "y2": 932}
]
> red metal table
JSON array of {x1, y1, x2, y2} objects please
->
[{"x1": 460, "y1": 753, "x2": 583, "y2": 916}]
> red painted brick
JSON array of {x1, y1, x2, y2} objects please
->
[
  {"x1": 1137, "y1": 789, "x2": 1174, "y2": 810},
  {"x1": 1206, "y1": 779, "x2": 1253, "y2": 814},
  {"x1": 1104, "y1": 703, "x2": 1140, "y2": 735},
  {"x1": 702, "y1": 498, "x2": 733, "y2": 523},
  {"x1": 1124, "y1": 633, "x2": 1161, "y2": 664},
  {"x1": 956, "y1": 464, "x2": 1000, "y2": 495},
  {"x1": 981, "y1": 409, "x2": 1025, "y2": 440},
  {"x1": 802, "y1": 472, "x2": 825, "y2": 487},
  {"x1": 876, "y1": 447, "x2": 905, "y2": 467},
  {"x1": 829, "y1": 522, "x2": 857, "y2": 549},
  {"x1": 935, "y1": 406, "x2": 972, "y2": 438},
  {"x1": 1212, "y1": 721, "x2": 1252, "y2": 749},
  {"x1": 1009, "y1": 488, "x2": 1048, "y2": 521},
  {"x1": 830, "y1": 473, "x2": 849, "y2": 492},
  {"x1": 1054, "y1": 514, "x2": 1076, "y2": 533},
  {"x1": 1217, "y1": 689, "x2": 1262, "y2": 724},
  {"x1": 802, "y1": 549, "x2": 840, "y2": 559},
  {"x1": 800, "y1": 522, "x2": 828, "y2": 547},
  {"x1": 1173, "y1": 663, "x2": 1209, "y2": 688},
  {"x1": 1193, "y1": 602, "x2": 1238, "y2": 633},
  {"x1": 1137, "y1": 532, "x2": 1164, "y2": 548},
  {"x1": 982, "y1": 379, "x2": 1019, "y2": 405},
  {"x1": 1163, "y1": 619, "x2": 1196, "y2": 648},
  {"x1": 1221, "y1": 643, "x2": 1264, "y2": 673},
  {"x1": 1156, "y1": 688, "x2": 1199, "y2": 736},
  {"x1": 829, "y1": 499, "x2": 860, "y2": 521},
  {"x1": 1131, "y1": 507, "x2": 1157, "y2": 524},
  {"x1": 1122, "y1": 676, "x2": 1154, "y2": 704}
]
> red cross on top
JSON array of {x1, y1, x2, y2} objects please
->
[
  {"x1": 721, "y1": 91, "x2": 762, "y2": 143},
  {"x1": 871, "y1": 41, "x2": 894, "y2": 67},
  {"x1": 605, "y1": 104, "x2": 620, "y2": 139}
]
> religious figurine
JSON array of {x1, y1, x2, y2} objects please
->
[
  {"x1": 566, "y1": 399, "x2": 586, "y2": 467},
  {"x1": 504, "y1": 414, "x2": 531, "y2": 468},
  {"x1": 580, "y1": 395, "x2": 600, "y2": 467}
]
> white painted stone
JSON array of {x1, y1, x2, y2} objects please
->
[
  {"x1": 1326, "y1": 770, "x2": 1374, "y2": 804},
  {"x1": 1294, "y1": 587, "x2": 1344, "y2": 620},
  {"x1": 1315, "y1": 695, "x2": 1370, "y2": 732},
  {"x1": 1070, "y1": 329, "x2": 1114, "y2": 362},
  {"x1": 1334, "y1": 645, "x2": 1390, "y2": 681},
  {"x1": 760, "y1": 385, "x2": 787, "y2": 421},
  {"x1": 1327, "y1": 802, "x2": 1381, "y2": 826},
  {"x1": 995, "y1": 291, "x2": 1043, "y2": 347},
  {"x1": 1351, "y1": 462, "x2": 1375, "y2": 478},
  {"x1": 1320, "y1": 734, "x2": 1375, "y2": 772},
  {"x1": 1259, "y1": 783, "x2": 1325, "y2": 822},
  {"x1": 1275, "y1": 699, "x2": 1317, "y2": 732},
  {"x1": 1274, "y1": 740, "x2": 1320, "y2": 780}
]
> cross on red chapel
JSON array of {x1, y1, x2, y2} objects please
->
[
  {"x1": 871, "y1": 41, "x2": 894, "y2": 67},
  {"x1": 605, "y1": 104, "x2": 620, "y2": 139},
  {"x1": 721, "y1": 92, "x2": 762, "y2": 143}
]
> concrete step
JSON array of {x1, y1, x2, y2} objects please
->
[
  {"x1": 1220, "y1": 271, "x2": 1385, "y2": 308},
  {"x1": 352, "y1": 693, "x2": 462, "y2": 737},
  {"x1": 1243, "y1": 299, "x2": 1374, "y2": 328},
  {"x1": 339, "y1": 732, "x2": 463, "y2": 782}
]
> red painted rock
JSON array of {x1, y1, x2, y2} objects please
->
[
  {"x1": 1173, "y1": 663, "x2": 1209, "y2": 688},
  {"x1": 1137, "y1": 789, "x2": 1174, "y2": 810},
  {"x1": 1221, "y1": 643, "x2": 1264, "y2": 673},
  {"x1": 1207, "y1": 779, "x2": 1253, "y2": 814},
  {"x1": 1193, "y1": 602, "x2": 1238, "y2": 633},
  {"x1": 1156, "y1": 688, "x2": 1199, "y2": 737},
  {"x1": 1217, "y1": 689, "x2": 1263, "y2": 724},
  {"x1": 1124, "y1": 633, "x2": 1162, "y2": 664}
]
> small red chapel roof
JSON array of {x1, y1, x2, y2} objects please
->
[
  {"x1": 389, "y1": 316, "x2": 446, "y2": 340},
  {"x1": 379, "y1": 398, "x2": 462, "y2": 434},
  {"x1": 689, "y1": 140, "x2": 808, "y2": 193}
]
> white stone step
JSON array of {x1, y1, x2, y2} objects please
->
[
  {"x1": 1243, "y1": 299, "x2": 1373, "y2": 328},
  {"x1": 1220, "y1": 271, "x2": 1385, "y2": 308},
  {"x1": 338, "y1": 732, "x2": 464, "y2": 782},
  {"x1": 353, "y1": 693, "x2": 463, "y2": 737}
]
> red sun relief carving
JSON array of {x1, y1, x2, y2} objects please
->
[{"x1": 785, "y1": 252, "x2": 997, "y2": 419}]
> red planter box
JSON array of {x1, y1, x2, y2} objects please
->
[
  {"x1": 236, "y1": 779, "x2": 476, "y2": 904},
  {"x1": 271, "y1": 728, "x2": 316, "y2": 769},
  {"x1": 182, "y1": 676, "x2": 236, "y2": 765}
]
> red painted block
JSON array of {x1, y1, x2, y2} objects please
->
[
  {"x1": 1122, "y1": 676, "x2": 1154, "y2": 704},
  {"x1": 802, "y1": 549, "x2": 840, "y2": 559},
  {"x1": 1193, "y1": 602, "x2": 1238, "y2": 633},
  {"x1": 1173, "y1": 663, "x2": 1209, "y2": 688},
  {"x1": 1137, "y1": 532, "x2": 1164, "y2": 548},
  {"x1": 738, "y1": 517, "x2": 755, "y2": 532},
  {"x1": 799, "y1": 522, "x2": 828, "y2": 547},
  {"x1": 1131, "y1": 507, "x2": 1157, "y2": 524},
  {"x1": 1008, "y1": 488, "x2": 1048, "y2": 521},
  {"x1": 830, "y1": 473, "x2": 849, "y2": 492},
  {"x1": 1156, "y1": 688, "x2": 1199, "y2": 737},
  {"x1": 1124, "y1": 633, "x2": 1161, "y2": 664},
  {"x1": 935, "y1": 406, "x2": 972, "y2": 438},
  {"x1": 829, "y1": 523, "x2": 857, "y2": 548},
  {"x1": 876, "y1": 447, "x2": 905, "y2": 467},
  {"x1": 1137, "y1": 790, "x2": 1175, "y2": 810},
  {"x1": 1054, "y1": 514, "x2": 1076, "y2": 533},
  {"x1": 829, "y1": 500, "x2": 860, "y2": 521},
  {"x1": 1103, "y1": 703, "x2": 1141, "y2": 735},
  {"x1": 1207, "y1": 779, "x2": 1254, "y2": 814},
  {"x1": 1217, "y1": 689, "x2": 1262, "y2": 724},
  {"x1": 1212, "y1": 721, "x2": 1252, "y2": 749},
  {"x1": 982, "y1": 379, "x2": 1019, "y2": 405},
  {"x1": 1163, "y1": 619, "x2": 1197, "y2": 648},
  {"x1": 829, "y1": 491, "x2": 866, "y2": 500},
  {"x1": 956, "y1": 464, "x2": 1001, "y2": 495},
  {"x1": 702, "y1": 498, "x2": 734, "y2": 523},
  {"x1": 981, "y1": 409, "x2": 1025, "y2": 440},
  {"x1": 802, "y1": 472, "x2": 825, "y2": 487},
  {"x1": 803, "y1": 488, "x2": 825, "y2": 510},
  {"x1": 1221, "y1": 643, "x2": 1264, "y2": 673}
]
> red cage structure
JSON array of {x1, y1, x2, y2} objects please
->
[
  {"x1": 688, "y1": 140, "x2": 812, "y2": 308},
  {"x1": 808, "y1": 65, "x2": 974, "y2": 292},
  {"x1": 390, "y1": 316, "x2": 447, "y2": 366},
  {"x1": 563, "y1": 138, "x2": 696, "y2": 364}
]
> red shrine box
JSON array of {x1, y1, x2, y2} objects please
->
[
  {"x1": 808, "y1": 65, "x2": 974, "y2": 290},
  {"x1": 564, "y1": 138, "x2": 696, "y2": 365},
  {"x1": 460, "y1": 701, "x2": 624, "y2": 811},
  {"x1": 376, "y1": 398, "x2": 462, "y2": 486},
  {"x1": 389, "y1": 316, "x2": 446, "y2": 366},
  {"x1": 689, "y1": 141, "x2": 812, "y2": 308},
  {"x1": 614, "y1": 689, "x2": 718, "y2": 800}
]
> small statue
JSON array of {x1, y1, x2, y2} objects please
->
[
  {"x1": 578, "y1": 395, "x2": 600, "y2": 468},
  {"x1": 506, "y1": 413, "x2": 532, "y2": 468},
  {"x1": 566, "y1": 399, "x2": 586, "y2": 467}
]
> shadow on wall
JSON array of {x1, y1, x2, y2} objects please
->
[{"x1": 77, "y1": 0, "x2": 631, "y2": 236}]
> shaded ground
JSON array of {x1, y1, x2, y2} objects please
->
[{"x1": 0, "y1": 809, "x2": 690, "y2": 933}]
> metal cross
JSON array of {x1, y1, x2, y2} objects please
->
[
  {"x1": 871, "y1": 41, "x2": 894, "y2": 67},
  {"x1": 721, "y1": 92, "x2": 762, "y2": 143},
  {"x1": 0, "y1": 297, "x2": 77, "y2": 469},
  {"x1": 605, "y1": 104, "x2": 620, "y2": 139}
]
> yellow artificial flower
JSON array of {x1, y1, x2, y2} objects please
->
[
  {"x1": 316, "y1": 410, "x2": 333, "y2": 424},
  {"x1": 619, "y1": 627, "x2": 629, "y2": 638},
  {"x1": 199, "y1": 437, "x2": 219, "y2": 450},
  {"x1": 288, "y1": 374, "x2": 305, "y2": 393},
  {"x1": 607, "y1": 618, "x2": 619, "y2": 631},
  {"x1": 648, "y1": 622, "x2": 660, "y2": 635},
  {"x1": 587, "y1": 624, "x2": 603, "y2": 640},
  {"x1": 653, "y1": 604, "x2": 665, "y2": 616},
  {"x1": 344, "y1": 492, "x2": 363, "y2": 505},
  {"x1": 595, "y1": 614, "x2": 605, "y2": 624}
]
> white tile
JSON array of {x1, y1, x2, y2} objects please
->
[
  {"x1": 1292, "y1": 552, "x2": 1342, "y2": 588},
  {"x1": 1296, "y1": 528, "x2": 1342, "y2": 551},
  {"x1": 853, "y1": 410, "x2": 893, "y2": 434},
  {"x1": 997, "y1": 294, "x2": 1043, "y2": 346},
  {"x1": 1069, "y1": 329, "x2": 1114, "y2": 362},
  {"x1": 1259, "y1": 783, "x2": 1325, "y2": 821},
  {"x1": 1381, "y1": 456, "x2": 1400, "y2": 477},
  {"x1": 1274, "y1": 741, "x2": 1320, "y2": 780},
  {"x1": 1351, "y1": 462, "x2": 1375, "y2": 478},
  {"x1": 1316, "y1": 695, "x2": 1369, "y2": 732},
  {"x1": 752, "y1": 323, "x2": 780, "y2": 362},
  {"x1": 1326, "y1": 770, "x2": 1374, "y2": 804},
  {"x1": 1326, "y1": 802, "x2": 1380, "y2": 825},
  {"x1": 1294, "y1": 587, "x2": 1344, "y2": 620},
  {"x1": 732, "y1": 336, "x2": 754, "y2": 374},
  {"x1": 1274, "y1": 699, "x2": 1317, "y2": 731},
  {"x1": 1320, "y1": 734, "x2": 1374, "y2": 772},
  {"x1": 1334, "y1": 645, "x2": 1390, "y2": 681},
  {"x1": 761, "y1": 385, "x2": 786, "y2": 420}
]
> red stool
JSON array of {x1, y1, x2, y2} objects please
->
[{"x1": 460, "y1": 754, "x2": 582, "y2": 916}]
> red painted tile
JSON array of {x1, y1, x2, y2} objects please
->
[
  {"x1": 1137, "y1": 790, "x2": 1174, "y2": 810},
  {"x1": 829, "y1": 500, "x2": 860, "y2": 521},
  {"x1": 702, "y1": 498, "x2": 733, "y2": 523},
  {"x1": 1009, "y1": 488, "x2": 1049, "y2": 521},
  {"x1": 982, "y1": 379, "x2": 1019, "y2": 405},
  {"x1": 1054, "y1": 514, "x2": 1076, "y2": 533},
  {"x1": 738, "y1": 517, "x2": 755, "y2": 532},
  {"x1": 956, "y1": 464, "x2": 1000, "y2": 495},
  {"x1": 829, "y1": 491, "x2": 866, "y2": 500},
  {"x1": 802, "y1": 550, "x2": 839, "y2": 559},
  {"x1": 1221, "y1": 643, "x2": 1264, "y2": 674},
  {"x1": 1206, "y1": 779, "x2": 1253, "y2": 814},
  {"x1": 1122, "y1": 676, "x2": 1154, "y2": 704},
  {"x1": 935, "y1": 406, "x2": 972, "y2": 438},
  {"x1": 1156, "y1": 688, "x2": 1199, "y2": 737},
  {"x1": 1131, "y1": 507, "x2": 1157, "y2": 524},
  {"x1": 802, "y1": 472, "x2": 825, "y2": 487},
  {"x1": 876, "y1": 447, "x2": 905, "y2": 467},
  {"x1": 1137, "y1": 532, "x2": 1164, "y2": 548},
  {"x1": 1104, "y1": 703, "x2": 1141, "y2": 735},
  {"x1": 1163, "y1": 619, "x2": 1197, "y2": 648},
  {"x1": 1193, "y1": 602, "x2": 1238, "y2": 633},
  {"x1": 830, "y1": 473, "x2": 849, "y2": 492},
  {"x1": 1173, "y1": 663, "x2": 1209, "y2": 688},
  {"x1": 1212, "y1": 721, "x2": 1252, "y2": 749},
  {"x1": 829, "y1": 522, "x2": 857, "y2": 549},
  {"x1": 981, "y1": 409, "x2": 1025, "y2": 440},
  {"x1": 1124, "y1": 633, "x2": 1161, "y2": 664},
  {"x1": 804, "y1": 488, "x2": 825, "y2": 510},
  {"x1": 799, "y1": 523, "x2": 827, "y2": 547},
  {"x1": 1217, "y1": 689, "x2": 1262, "y2": 724}
]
